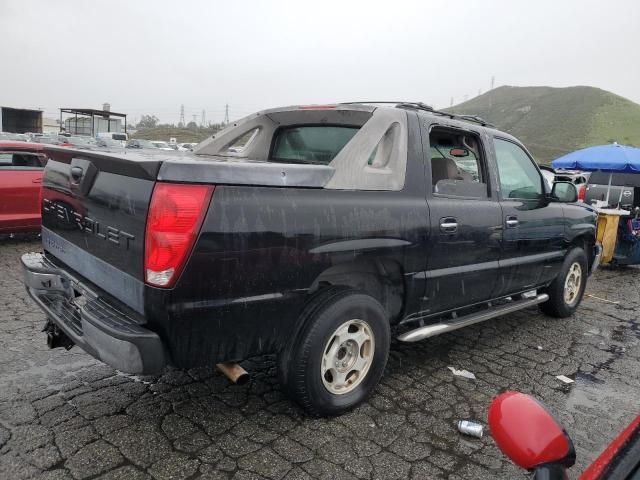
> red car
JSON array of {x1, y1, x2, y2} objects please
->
[
  {"x1": 0, "y1": 141, "x2": 47, "y2": 233},
  {"x1": 489, "y1": 391, "x2": 640, "y2": 479}
]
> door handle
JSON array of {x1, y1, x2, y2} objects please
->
[
  {"x1": 505, "y1": 216, "x2": 519, "y2": 228},
  {"x1": 32, "y1": 178, "x2": 42, "y2": 184},
  {"x1": 440, "y1": 217, "x2": 458, "y2": 233}
]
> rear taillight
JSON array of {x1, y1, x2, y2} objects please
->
[
  {"x1": 145, "y1": 183, "x2": 213, "y2": 288},
  {"x1": 578, "y1": 184, "x2": 586, "y2": 202}
]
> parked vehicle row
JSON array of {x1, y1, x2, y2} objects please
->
[
  {"x1": 126, "y1": 139, "x2": 198, "y2": 151},
  {"x1": 2, "y1": 129, "x2": 200, "y2": 152},
  {"x1": 21, "y1": 102, "x2": 599, "y2": 416},
  {"x1": 0, "y1": 131, "x2": 30, "y2": 142}
]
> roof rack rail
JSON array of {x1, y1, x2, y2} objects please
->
[
  {"x1": 340, "y1": 101, "x2": 494, "y2": 128},
  {"x1": 397, "y1": 103, "x2": 495, "y2": 127},
  {"x1": 340, "y1": 101, "x2": 433, "y2": 109},
  {"x1": 454, "y1": 114, "x2": 495, "y2": 127}
]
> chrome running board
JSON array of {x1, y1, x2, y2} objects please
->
[{"x1": 397, "y1": 293, "x2": 549, "y2": 342}]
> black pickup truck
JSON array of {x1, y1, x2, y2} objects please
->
[{"x1": 22, "y1": 103, "x2": 600, "y2": 415}]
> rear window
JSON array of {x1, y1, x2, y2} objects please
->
[{"x1": 270, "y1": 125, "x2": 359, "y2": 165}]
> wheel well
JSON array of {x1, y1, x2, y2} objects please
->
[
  {"x1": 309, "y1": 259, "x2": 405, "y2": 323},
  {"x1": 570, "y1": 235, "x2": 595, "y2": 266}
]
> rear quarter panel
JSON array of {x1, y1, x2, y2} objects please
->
[{"x1": 146, "y1": 186, "x2": 430, "y2": 366}]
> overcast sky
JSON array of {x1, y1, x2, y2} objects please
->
[{"x1": 1, "y1": 0, "x2": 639, "y2": 125}]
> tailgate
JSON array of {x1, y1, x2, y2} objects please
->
[
  {"x1": 41, "y1": 147, "x2": 161, "y2": 312},
  {"x1": 585, "y1": 183, "x2": 635, "y2": 209}
]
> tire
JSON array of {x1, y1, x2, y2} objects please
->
[
  {"x1": 277, "y1": 286, "x2": 390, "y2": 416},
  {"x1": 540, "y1": 247, "x2": 588, "y2": 318}
]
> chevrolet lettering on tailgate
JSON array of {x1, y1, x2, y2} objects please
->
[{"x1": 43, "y1": 198, "x2": 135, "y2": 249}]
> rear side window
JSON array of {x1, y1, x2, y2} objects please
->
[
  {"x1": 271, "y1": 126, "x2": 359, "y2": 165},
  {"x1": 0, "y1": 152, "x2": 45, "y2": 169}
]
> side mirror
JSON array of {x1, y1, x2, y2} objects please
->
[
  {"x1": 552, "y1": 181, "x2": 578, "y2": 202},
  {"x1": 488, "y1": 392, "x2": 575, "y2": 471}
]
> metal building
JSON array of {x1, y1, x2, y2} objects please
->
[{"x1": 59, "y1": 106, "x2": 127, "y2": 136}]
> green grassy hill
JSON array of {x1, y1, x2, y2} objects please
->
[{"x1": 447, "y1": 86, "x2": 640, "y2": 164}]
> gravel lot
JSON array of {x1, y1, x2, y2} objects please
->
[{"x1": 1, "y1": 236, "x2": 638, "y2": 480}]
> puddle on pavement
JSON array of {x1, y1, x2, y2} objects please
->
[
  {"x1": 563, "y1": 315, "x2": 639, "y2": 416},
  {"x1": 583, "y1": 316, "x2": 640, "y2": 345},
  {"x1": 564, "y1": 372, "x2": 633, "y2": 414}
]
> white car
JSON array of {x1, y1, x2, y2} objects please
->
[
  {"x1": 150, "y1": 141, "x2": 173, "y2": 151},
  {"x1": 169, "y1": 143, "x2": 189, "y2": 152}
]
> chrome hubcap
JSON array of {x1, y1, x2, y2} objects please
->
[
  {"x1": 564, "y1": 262, "x2": 582, "y2": 306},
  {"x1": 321, "y1": 319, "x2": 375, "y2": 395}
]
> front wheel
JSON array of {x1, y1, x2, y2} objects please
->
[
  {"x1": 540, "y1": 247, "x2": 588, "y2": 318},
  {"x1": 277, "y1": 286, "x2": 390, "y2": 416}
]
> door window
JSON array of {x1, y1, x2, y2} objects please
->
[
  {"x1": 429, "y1": 128, "x2": 488, "y2": 198},
  {"x1": 493, "y1": 139, "x2": 542, "y2": 200},
  {"x1": 0, "y1": 152, "x2": 45, "y2": 170}
]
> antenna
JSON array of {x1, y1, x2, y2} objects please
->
[
  {"x1": 224, "y1": 104, "x2": 229, "y2": 124},
  {"x1": 179, "y1": 104, "x2": 185, "y2": 126}
]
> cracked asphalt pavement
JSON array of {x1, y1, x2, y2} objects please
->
[{"x1": 1, "y1": 236, "x2": 638, "y2": 479}]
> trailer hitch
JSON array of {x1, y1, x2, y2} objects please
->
[{"x1": 42, "y1": 320, "x2": 74, "y2": 351}]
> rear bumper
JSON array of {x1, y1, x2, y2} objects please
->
[{"x1": 21, "y1": 252, "x2": 166, "y2": 374}]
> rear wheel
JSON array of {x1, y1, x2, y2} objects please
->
[
  {"x1": 540, "y1": 247, "x2": 588, "y2": 318},
  {"x1": 278, "y1": 286, "x2": 390, "y2": 416}
]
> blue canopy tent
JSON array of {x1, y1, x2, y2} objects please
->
[{"x1": 552, "y1": 144, "x2": 640, "y2": 205}]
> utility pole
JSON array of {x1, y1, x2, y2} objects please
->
[
  {"x1": 192, "y1": 114, "x2": 197, "y2": 124},
  {"x1": 179, "y1": 104, "x2": 185, "y2": 127},
  {"x1": 489, "y1": 76, "x2": 495, "y2": 113},
  {"x1": 450, "y1": 97, "x2": 454, "y2": 107},
  {"x1": 224, "y1": 104, "x2": 229, "y2": 124},
  {"x1": 201, "y1": 109, "x2": 206, "y2": 127}
]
